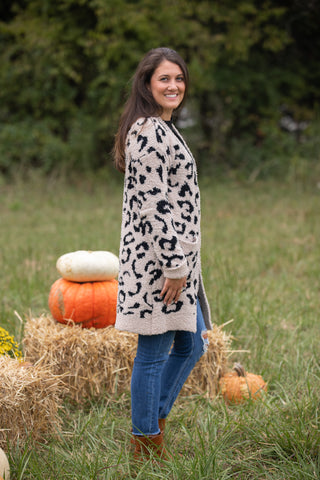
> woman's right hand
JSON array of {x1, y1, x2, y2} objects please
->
[{"x1": 160, "y1": 276, "x2": 187, "y2": 305}]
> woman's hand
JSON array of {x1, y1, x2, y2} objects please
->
[{"x1": 160, "y1": 277, "x2": 187, "y2": 305}]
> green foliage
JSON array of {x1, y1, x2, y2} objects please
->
[
  {"x1": 0, "y1": 116, "x2": 103, "y2": 172},
  {"x1": 0, "y1": 0, "x2": 319, "y2": 175},
  {"x1": 225, "y1": 119, "x2": 320, "y2": 183}
]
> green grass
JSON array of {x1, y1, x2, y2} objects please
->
[{"x1": 1, "y1": 173, "x2": 320, "y2": 479}]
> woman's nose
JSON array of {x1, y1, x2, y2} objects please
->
[{"x1": 168, "y1": 81, "x2": 178, "y2": 90}]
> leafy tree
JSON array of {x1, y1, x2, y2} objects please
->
[{"x1": 0, "y1": 0, "x2": 319, "y2": 175}]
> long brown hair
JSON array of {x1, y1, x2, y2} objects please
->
[{"x1": 113, "y1": 48, "x2": 189, "y2": 173}]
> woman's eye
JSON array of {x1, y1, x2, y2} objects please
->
[{"x1": 159, "y1": 76, "x2": 184, "y2": 82}]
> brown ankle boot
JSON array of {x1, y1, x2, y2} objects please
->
[
  {"x1": 132, "y1": 431, "x2": 171, "y2": 462},
  {"x1": 130, "y1": 419, "x2": 166, "y2": 444}
]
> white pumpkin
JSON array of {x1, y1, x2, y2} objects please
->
[
  {"x1": 0, "y1": 447, "x2": 10, "y2": 480},
  {"x1": 56, "y1": 250, "x2": 119, "y2": 282}
]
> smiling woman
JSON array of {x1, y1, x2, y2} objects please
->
[
  {"x1": 149, "y1": 60, "x2": 186, "y2": 120},
  {"x1": 113, "y1": 47, "x2": 212, "y2": 463},
  {"x1": 113, "y1": 47, "x2": 189, "y2": 174}
]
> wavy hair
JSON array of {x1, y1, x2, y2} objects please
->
[{"x1": 113, "y1": 48, "x2": 189, "y2": 173}]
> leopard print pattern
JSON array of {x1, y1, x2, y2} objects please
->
[{"x1": 116, "y1": 117, "x2": 207, "y2": 335}]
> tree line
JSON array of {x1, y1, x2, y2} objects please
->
[{"x1": 0, "y1": 0, "x2": 319, "y2": 178}]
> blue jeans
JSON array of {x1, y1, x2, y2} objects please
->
[{"x1": 131, "y1": 299, "x2": 209, "y2": 436}]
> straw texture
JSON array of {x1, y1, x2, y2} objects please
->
[
  {"x1": 0, "y1": 356, "x2": 66, "y2": 449},
  {"x1": 23, "y1": 314, "x2": 232, "y2": 403}
]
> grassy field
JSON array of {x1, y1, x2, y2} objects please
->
[{"x1": 1, "y1": 173, "x2": 320, "y2": 479}]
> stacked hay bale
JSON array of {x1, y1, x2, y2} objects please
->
[
  {"x1": 0, "y1": 326, "x2": 67, "y2": 450},
  {"x1": 23, "y1": 249, "x2": 232, "y2": 403},
  {"x1": 23, "y1": 314, "x2": 232, "y2": 403},
  {"x1": 24, "y1": 314, "x2": 134, "y2": 403},
  {"x1": 0, "y1": 356, "x2": 66, "y2": 449}
]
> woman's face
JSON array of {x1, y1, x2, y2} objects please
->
[{"x1": 149, "y1": 60, "x2": 185, "y2": 120}]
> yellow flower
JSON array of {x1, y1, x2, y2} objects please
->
[{"x1": 0, "y1": 327, "x2": 22, "y2": 359}]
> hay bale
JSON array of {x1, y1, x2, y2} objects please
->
[
  {"x1": 181, "y1": 324, "x2": 232, "y2": 398},
  {"x1": 0, "y1": 356, "x2": 66, "y2": 449},
  {"x1": 23, "y1": 314, "x2": 232, "y2": 403},
  {"x1": 23, "y1": 314, "x2": 137, "y2": 403}
]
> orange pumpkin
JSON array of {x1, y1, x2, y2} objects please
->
[
  {"x1": 219, "y1": 363, "x2": 267, "y2": 404},
  {"x1": 48, "y1": 278, "x2": 118, "y2": 329}
]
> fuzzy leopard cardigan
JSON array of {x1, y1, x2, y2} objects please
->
[{"x1": 115, "y1": 116, "x2": 212, "y2": 335}]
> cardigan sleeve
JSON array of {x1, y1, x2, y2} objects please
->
[{"x1": 126, "y1": 119, "x2": 189, "y2": 279}]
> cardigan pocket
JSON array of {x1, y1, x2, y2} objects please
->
[
  {"x1": 178, "y1": 234, "x2": 199, "y2": 251},
  {"x1": 178, "y1": 235, "x2": 200, "y2": 273}
]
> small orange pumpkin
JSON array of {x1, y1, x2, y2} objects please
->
[
  {"x1": 48, "y1": 278, "x2": 118, "y2": 329},
  {"x1": 219, "y1": 363, "x2": 267, "y2": 404}
]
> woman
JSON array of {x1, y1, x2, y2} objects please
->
[{"x1": 113, "y1": 47, "x2": 212, "y2": 461}]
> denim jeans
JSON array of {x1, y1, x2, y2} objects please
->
[{"x1": 131, "y1": 299, "x2": 209, "y2": 436}]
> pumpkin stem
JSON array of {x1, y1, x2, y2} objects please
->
[{"x1": 233, "y1": 362, "x2": 246, "y2": 377}]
